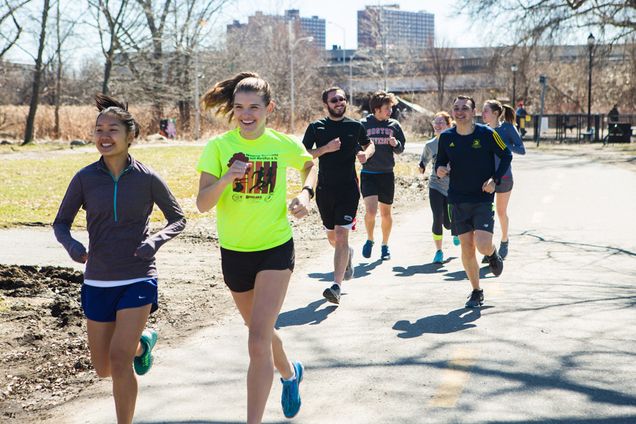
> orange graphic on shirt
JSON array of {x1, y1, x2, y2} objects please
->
[{"x1": 228, "y1": 153, "x2": 277, "y2": 194}]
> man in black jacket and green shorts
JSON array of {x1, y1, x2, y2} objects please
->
[
  {"x1": 435, "y1": 96, "x2": 512, "y2": 308},
  {"x1": 302, "y1": 87, "x2": 375, "y2": 304}
]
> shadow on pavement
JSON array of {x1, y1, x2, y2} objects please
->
[
  {"x1": 392, "y1": 306, "x2": 493, "y2": 337},
  {"x1": 354, "y1": 258, "x2": 383, "y2": 278},
  {"x1": 276, "y1": 299, "x2": 338, "y2": 328},
  {"x1": 392, "y1": 259, "x2": 456, "y2": 277},
  {"x1": 443, "y1": 266, "x2": 494, "y2": 281},
  {"x1": 139, "y1": 421, "x2": 287, "y2": 424},
  {"x1": 486, "y1": 417, "x2": 636, "y2": 424},
  {"x1": 306, "y1": 271, "x2": 334, "y2": 281}
]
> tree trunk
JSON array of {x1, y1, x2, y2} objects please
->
[
  {"x1": 23, "y1": 0, "x2": 50, "y2": 145},
  {"x1": 102, "y1": 50, "x2": 113, "y2": 95},
  {"x1": 54, "y1": 0, "x2": 61, "y2": 139}
]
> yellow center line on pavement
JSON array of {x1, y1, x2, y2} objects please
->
[{"x1": 427, "y1": 347, "x2": 479, "y2": 408}]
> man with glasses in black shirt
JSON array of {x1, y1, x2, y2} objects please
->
[{"x1": 302, "y1": 87, "x2": 374, "y2": 304}]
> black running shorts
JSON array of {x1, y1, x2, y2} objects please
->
[
  {"x1": 316, "y1": 183, "x2": 360, "y2": 230},
  {"x1": 360, "y1": 172, "x2": 395, "y2": 205},
  {"x1": 449, "y1": 202, "x2": 494, "y2": 236},
  {"x1": 220, "y1": 238, "x2": 295, "y2": 293}
]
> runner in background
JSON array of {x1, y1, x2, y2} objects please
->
[
  {"x1": 419, "y1": 111, "x2": 460, "y2": 264},
  {"x1": 302, "y1": 87, "x2": 374, "y2": 304},
  {"x1": 360, "y1": 91, "x2": 405, "y2": 261},
  {"x1": 481, "y1": 99, "x2": 526, "y2": 261},
  {"x1": 197, "y1": 72, "x2": 317, "y2": 423},
  {"x1": 435, "y1": 96, "x2": 512, "y2": 308}
]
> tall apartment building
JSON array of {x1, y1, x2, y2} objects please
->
[
  {"x1": 226, "y1": 9, "x2": 325, "y2": 50},
  {"x1": 357, "y1": 4, "x2": 434, "y2": 50}
]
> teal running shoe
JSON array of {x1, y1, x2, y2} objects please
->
[
  {"x1": 134, "y1": 329, "x2": 157, "y2": 376},
  {"x1": 281, "y1": 361, "x2": 304, "y2": 418},
  {"x1": 433, "y1": 250, "x2": 444, "y2": 264}
]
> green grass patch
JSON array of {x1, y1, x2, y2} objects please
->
[{"x1": 0, "y1": 145, "x2": 205, "y2": 228}]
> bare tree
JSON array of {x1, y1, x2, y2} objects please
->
[
  {"x1": 87, "y1": 0, "x2": 138, "y2": 95},
  {"x1": 23, "y1": 0, "x2": 52, "y2": 145},
  {"x1": 457, "y1": 0, "x2": 636, "y2": 46},
  {"x1": 0, "y1": 0, "x2": 30, "y2": 59},
  {"x1": 426, "y1": 39, "x2": 457, "y2": 110},
  {"x1": 167, "y1": 0, "x2": 231, "y2": 133}
]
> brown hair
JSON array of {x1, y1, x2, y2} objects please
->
[
  {"x1": 484, "y1": 99, "x2": 516, "y2": 124},
  {"x1": 95, "y1": 94, "x2": 140, "y2": 138},
  {"x1": 433, "y1": 111, "x2": 452, "y2": 126},
  {"x1": 453, "y1": 95, "x2": 476, "y2": 110},
  {"x1": 322, "y1": 86, "x2": 346, "y2": 104},
  {"x1": 200, "y1": 72, "x2": 272, "y2": 122},
  {"x1": 369, "y1": 91, "x2": 397, "y2": 114}
]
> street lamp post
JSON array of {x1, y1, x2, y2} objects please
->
[
  {"x1": 510, "y1": 63, "x2": 518, "y2": 106},
  {"x1": 349, "y1": 50, "x2": 358, "y2": 105},
  {"x1": 290, "y1": 35, "x2": 314, "y2": 134},
  {"x1": 587, "y1": 33, "x2": 595, "y2": 134}
]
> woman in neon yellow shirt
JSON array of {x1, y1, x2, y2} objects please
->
[{"x1": 196, "y1": 72, "x2": 317, "y2": 424}]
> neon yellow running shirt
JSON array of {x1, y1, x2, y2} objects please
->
[{"x1": 197, "y1": 127, "x2": 313, "y2": 252}]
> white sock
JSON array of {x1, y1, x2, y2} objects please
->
[{"x1": 282, "y1": 362, "x2": 297, "y2": 381}]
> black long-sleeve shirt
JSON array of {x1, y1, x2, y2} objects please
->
[
  {"x1": 435, "y1": 123, "x2": 512, "y2": 204},
  {"x1": 360, "y1": 114, "x2": 405, "y2": 173}
]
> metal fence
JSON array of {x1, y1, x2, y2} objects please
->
[{"x1": 525, "y1": 114, "x2": 635, "y2": 143}]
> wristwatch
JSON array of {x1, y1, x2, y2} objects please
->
[{"x1": 302, "y1": 185, "x2": 315, "y2": 199}]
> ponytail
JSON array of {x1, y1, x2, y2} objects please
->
[
  {"x1": 200, "y1": 71, "x2": 272, "y2": 122},
  {"x1": 502, "y1": 104, "x2": 516, "y2": 124},
  {"x1": 95, "y1": 93, "x2": 140, "y2": 138}
]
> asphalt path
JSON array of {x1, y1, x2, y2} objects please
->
[{"x1": 18, "y1": 149, "x2": 636, "y2": 423}]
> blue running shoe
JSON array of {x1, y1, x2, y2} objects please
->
[
  {"x1": 281, "y1": 361, "x2": 304, "y2": 418},
  {"x1": 381, "y1": 245, "x2": 391, "y2": 260},
  {"x1": 499, "y1": 241, "x2": 509, "y2": 260},
  {"x1": 134, "y1": 329, "x2": 157, "y2": 376},
  {"x1": 433, "y1": 250, "x2": 444, "y2": 264},
  {"x1": 453, "y1": 236, "x2": 460, "y2": 246},
  {"x1": 362, "y1": 240, "x2": 374, "y2": 258}
]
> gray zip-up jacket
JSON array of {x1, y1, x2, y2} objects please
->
[{"x1": 53, "y1": 156, "x2": 186, "y2": 281}]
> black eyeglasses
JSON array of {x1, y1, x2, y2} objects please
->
[{"x1": 328, "y1": 96, "x2": 346, "y2": 104}]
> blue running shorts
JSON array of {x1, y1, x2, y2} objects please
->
[{"x1": 81, "y1": 279, "x2": 158, "y2": 322}]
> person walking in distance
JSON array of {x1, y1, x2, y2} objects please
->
[
  {"x1": 360, "y1": 91, "x2": 405, "y2": 261},
  {"x1": 53, "y1": 94, "x2": 186, "y2": 424},
  {"x1": 196, "y1": 72, "x2": 317, "y2": 424},
  {"x1": 302, "y1": 87, "x2": 374, "y2": 304},
  {"x1": 435, "y1": 96, "x2": 512, "y2": 308},
  {"x1": 481, "y1": 100, "x2": 526, "y2": 261},
  {"x1": 419, "y1": 111, "x2": 460, "y2": 264}
]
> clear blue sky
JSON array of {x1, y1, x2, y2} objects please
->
[{"x1": 219, "y1": 0, "x2": 480, "y2": 49}]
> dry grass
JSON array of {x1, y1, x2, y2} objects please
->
[{"x1": 0, "y1": 105, "x2": 230, "y2": 141}]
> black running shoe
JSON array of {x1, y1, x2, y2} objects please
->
[
  {"x1": 499, "y1": 241, "x2": 509, "y2": 260},
  {"x1": 487, "y1": 249, "x2": 504, "y2": 276},
  {"x1": 322, "y1": 284, "x2": 341, "y2": 304},
  {"x1": 481, "y1": 255, "x2": 489, "y2": 264},
  {"x1": 465, "y1": 289, "x2": 484, "y2": 308}
]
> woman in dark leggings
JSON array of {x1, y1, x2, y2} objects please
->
[{"x1": 419, "y1": 112, "x2": 459, "y2": 263}]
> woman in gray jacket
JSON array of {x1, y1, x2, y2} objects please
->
[{"x1": 53, "y1": 94, "x2": 186, "y2": 424}]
